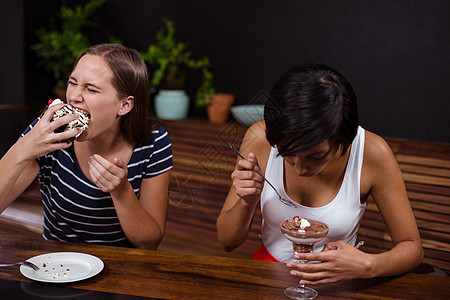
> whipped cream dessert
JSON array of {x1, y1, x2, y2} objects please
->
[
  {"x1": 281, "y1": 216, "x2": 329, "y2": 253},
  {"x1": 49, "y1": 99, "x2": 90, "y2": 142}
]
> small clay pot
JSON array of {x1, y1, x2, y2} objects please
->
[{"x1": 207, "y1": 94, "x2": 234, "y2": 124}]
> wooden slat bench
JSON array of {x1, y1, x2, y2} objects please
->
[{"x1": 1, "y1": 117, "x2": 449, "y2": 272}]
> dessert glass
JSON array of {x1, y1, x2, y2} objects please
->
[{"x1": 280, "y1": 217, "x2": 329, "y2": 300}]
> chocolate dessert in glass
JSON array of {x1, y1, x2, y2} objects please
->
[{"x1": 281, "y1": 216, "x2": 329, "y2": 300}]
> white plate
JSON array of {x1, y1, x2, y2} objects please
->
[{"x1": 20, "y1": 252, "x2": 104, "y2": 283}]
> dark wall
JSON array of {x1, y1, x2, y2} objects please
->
[
  {"x1": 0, "y1": 0, "x2": 27, "y2": 155},
  {"x1": 3, "y1": 0, "x2": 450, "y2": 148}
]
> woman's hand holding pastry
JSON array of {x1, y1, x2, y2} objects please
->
[
  {"x1": 230, "y1": 152, "x2": 264, "y2": 206},
  {"x1": 287, "y1": 241, "x2": 374, "y2": 285},
  {"x1": 88, "y1": 154, "x2": 129, "y2": 194},
  {"x1": 17, "y1": 104, "x2": 79, "y2": 159}
]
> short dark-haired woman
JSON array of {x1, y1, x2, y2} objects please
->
[{"x1": 217, "y1": 64, "x2": 423, "y2": 284}]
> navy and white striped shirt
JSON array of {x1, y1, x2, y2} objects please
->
[{"x1": 22, "y1": 119, "x2": 173, "y2": 247}]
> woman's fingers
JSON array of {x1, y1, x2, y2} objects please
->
[
  {"x1": 40, "y1": 102, "x2": 66, "y2": 121},
  {"x1": 48, "y1": 113, "x2": 79, "y2": 131},
  {"x1": 88, "y1": 154, "x2": 128, "y2": 192},
  {"x1": 247, "y1": 152, "x2": 261, "y2": 172}
]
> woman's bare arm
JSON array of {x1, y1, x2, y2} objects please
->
[
  {"x1": 217, "y1": 121, "x2": 271, "y2": 251},
  {"x1": 0, "y1": 104, "x2": 79, "y2": 212},
  {"x1": 361, "y1": 132, "x2": 423, "y2": 277}
]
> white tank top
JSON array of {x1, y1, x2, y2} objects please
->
[{"x1": 260, "y1": 126, "x2": 367, "y2": 262}]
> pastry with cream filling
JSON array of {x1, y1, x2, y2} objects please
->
[{"x1": 48, "y1": 98, "x2": 90, "y2": 142}]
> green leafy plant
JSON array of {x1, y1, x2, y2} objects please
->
[
  {"x1": 195, "y1": 67, "x2": 215, "y2": 108},
  {"x1": 31, "y1": 0, "x2": 106, "y2": 89},
  {"x1": 141, "y1": 18, "x2": 215, "y2": 108}
]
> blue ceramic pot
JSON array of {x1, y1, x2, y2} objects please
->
[{"x1": 154, "y1": 90, "x2": 189, "y2": 120}]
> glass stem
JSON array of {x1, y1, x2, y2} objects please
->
[{"x1": 295, "y1": 250, "x2": 310, "y2": 291}]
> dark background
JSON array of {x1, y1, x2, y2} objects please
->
[{"x1": 1, "y1": 0, "x2": 449, "y2": 156}]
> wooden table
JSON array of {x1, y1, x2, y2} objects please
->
[{"x1": 0, "y1": 234, "x2": 448, "y2": 299}]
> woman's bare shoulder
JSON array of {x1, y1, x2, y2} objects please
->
[
  {"x1": 364, "y1": 130, "x2": 395, "y2": 160},
  {"x1": 360, "y1": 130, "x2": 405, "y2": 200},
  {"x1": 363, "y1": 130, "x2": 400, "y2": 177},
  {"x1": 239, "y1": 120, "x2": 272, "y2": 170}
]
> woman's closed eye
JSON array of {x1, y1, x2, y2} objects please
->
[
  {"x1": 309, "y1": 151, "x2": 329, "y2": 160},
  {"x1": 87, "y1": 87, "x2": 99, "y2": 93},
  {"x1": 310, "y1": 155, "x2": 326, "y2": 161},
  {"x1": 85, "y1": 83, "x2": 101, "y2": 93}
]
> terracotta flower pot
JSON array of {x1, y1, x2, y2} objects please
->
[{"x1": 207, "y1": 94, "x2": 234, "y2": 124}]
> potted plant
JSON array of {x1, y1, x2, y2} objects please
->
[
  {"x1": 31, "y1": 0, "x2": 105, "y2": 100},
  {"x1": 206, "y1": 93, "x2": 235, "y2": 124},
  {"x1": 195, "y1": 66, "x2": 234, "y2": 124},
  {"x1": 141, "y1": 18, "x2": 213, "y2": 120}
]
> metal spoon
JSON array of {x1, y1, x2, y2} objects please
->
[{"x1": 229, "y1": 144, "x2": 298, "y2": 208}]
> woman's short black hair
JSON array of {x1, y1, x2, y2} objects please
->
[{"x1": 264, "y1": 63, "x2": 358, "y2": 156}]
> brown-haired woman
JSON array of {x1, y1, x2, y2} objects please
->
[{"x1": 0, "y1": 43, "x2": 172, "y2": 249}]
